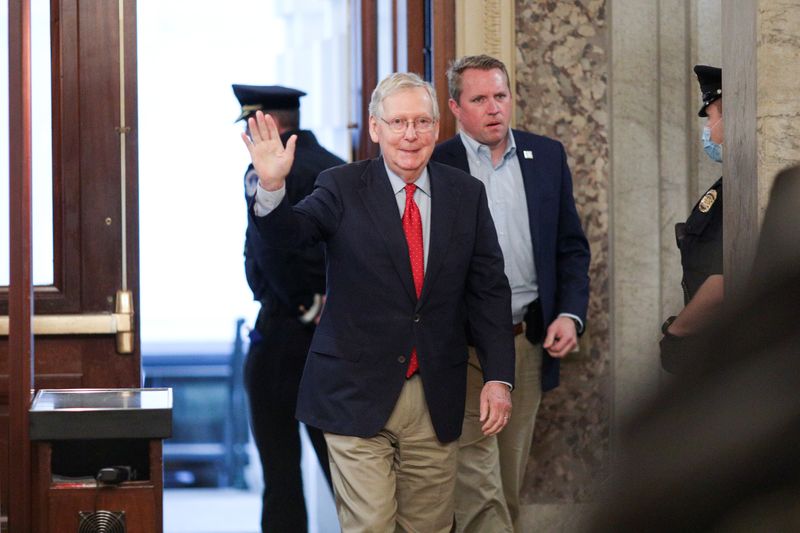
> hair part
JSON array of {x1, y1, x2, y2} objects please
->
[
  {"x1": 446, "y1": 55, "x2": 511, "y2": 103},
  {"x1": 368, "y1": 72, "x2": 439, "y2": 120}
]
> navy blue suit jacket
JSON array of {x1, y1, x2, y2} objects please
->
[
  {"x1": 432, "y1": 130, "x2": 590, "y2": 391},
  {"x1": 251, "y1": 157, "x2": 515, "y2": 443}
]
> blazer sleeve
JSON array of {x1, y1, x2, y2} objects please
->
[
  {"x1": 244, "y1": 168, "x2": 328, "y2": 309},
  {"x1": 554, "y1": 143, "x2": 591, "y2": 323},
  {"x1": 465, "y1": 183, "x2": 516, "y2": 385},
  {"x1": 249, "y1": 168, "x2": 344, "y2": 250}
]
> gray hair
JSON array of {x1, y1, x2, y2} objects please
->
[
  {"x1": 368, "y1": 72, "x2": 439, "y2": 120},
  {"x1": 446, "y1": 55, "x2": 511, "y2": 103}
]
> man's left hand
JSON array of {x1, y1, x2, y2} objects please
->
[
  {"x1": 543, "y1": 316, "x2": 578, "y2": 358},
  {"x1": 479, "y1": 382, "x2": 512, "y2": 436}
]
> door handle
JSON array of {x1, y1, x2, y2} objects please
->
[{"x1": 0, "y1": 290, "x2": 135, "y2": 353}]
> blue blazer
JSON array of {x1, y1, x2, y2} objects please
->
[
  {"x1": 432, "y1": 130, "x2": 590, "y2": 391},
  {"x1": 251, "y1": 157, "x2": 515, "y2": 443}
]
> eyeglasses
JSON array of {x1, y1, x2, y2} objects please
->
[{"x1": 379, "y1": 116, "x2": 436, "y2": 133}]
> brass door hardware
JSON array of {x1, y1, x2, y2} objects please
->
[{"x1": 0, "y1": 290, "x2": 135, "y2": 354}]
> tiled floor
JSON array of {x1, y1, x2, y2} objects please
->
[
  {"x1": 164, "y1": 489, "x2": 261, "y2": 533},
  {"x1": 164, "y1": 433, "x2": 339, "y2": 533},
  {"x1": 164, "y1": 487, "x2": 340, "y2": 533}
]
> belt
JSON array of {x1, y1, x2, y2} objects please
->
[{"x1": 467, "y1": 322, "x2": 525, "y2": 348}]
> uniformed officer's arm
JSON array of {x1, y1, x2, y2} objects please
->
[
  {"x1": 241, "y1": 111, "x2": 296, "y2": 191},
  {"x1": 667, "y1": 274, "x2": 724, "y2": 336}
]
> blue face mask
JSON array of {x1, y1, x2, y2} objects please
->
[{"x1": 702, "y1": 124, "x2": 723, "y2": 163}]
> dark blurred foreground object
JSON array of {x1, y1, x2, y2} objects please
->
[
  {"x1": 747, "y1": 165, "x2": 800, "y2": 291},
  {"x1": 592, "y1": 166, "x2": 800, "y2": 531}
]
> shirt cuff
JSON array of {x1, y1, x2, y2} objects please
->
[
  {"x1": 558, "y1": 312, "x2": 584, "y2": 334},
  {"x1": 486, "y1": 380, "x2": 513, "y2": 392},
  {"x1": 253, "y1": 183, "x2": 286, "y2": 216}
]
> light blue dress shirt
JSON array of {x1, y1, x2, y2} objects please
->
[
  {"x1": 459, "y1": 131, "x2": 582, "y2": 331},
  {"x1": 460, "y1": 131, "x2": 536, "y2": 324},
  {"x1": 384, "y1": 164, "x2": 431, "y2": 269}
]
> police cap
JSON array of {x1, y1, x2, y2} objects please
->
[
  {"x1": 694, "y1": 65, "x2": 722, "y2": 117},
  {"x1": 232, "y1": 84, "x2": 306, "y2": 122}
]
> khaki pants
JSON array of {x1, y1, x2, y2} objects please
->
[
  {"x1": 324, "y1": 375, "x2": 458, "y2": 533},
  {"x1": 455, "y1": 334, "x2": 543, "y2": 533}
]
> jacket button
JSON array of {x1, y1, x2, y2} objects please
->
[
  {"x1": 398, "y1": 356, "x2": 406, "y2": 364},
  {"x1": 413, "y1": 314, "x2": 421, "y2": 323}
]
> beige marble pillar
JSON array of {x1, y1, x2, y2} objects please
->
[
  {"x1": 515, "y1": 0, "x2": 610, "y2": 523},
  {"x1": 512, "y1": 0, "x2": 721, "y2": 527},
  {"x1": 611, "y1": 0, "x2": 722, "y2": 426},
  {"x1": 723, "y1": 0, "x2": 800, "y2": 295},
  {"x1": 454, "y1": 0, "x2": 517, "y2": 123},
  {"x1": 452, "y1": 0, "x2": 800, "y2": 530}
]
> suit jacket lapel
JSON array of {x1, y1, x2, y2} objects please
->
[
  {"x1": 422, "y1": 163, "x2": 460, "y2": 308},
  {"x1": 358, "y1": 158, "x2": 418, "y2": 304},
  {"x1": 444, "y1": 132, "x2": 541, "y2": 269},
  {"x1": 514, "y1": 130, "x2": 541, "y2": 258},
  {"x1": 438, "y1": 136, "x2": 470, "y2": 171}
]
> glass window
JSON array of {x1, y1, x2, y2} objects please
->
[{"x1": 0, "y1": 0, "x2": 55, "y2": 287}]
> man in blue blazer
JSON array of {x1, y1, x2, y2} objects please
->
[
  {"x1": 243, "y1": 72, "x2": 516, "y2": 533},
  {"x1": 431, "y1": 55, "x2": 591, "y2": 532}
]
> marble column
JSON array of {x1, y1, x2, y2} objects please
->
[
  {"x1": 481, "y1": 0, "x2": 800, "y2": 529},
  {"x1": 454, "y1": 0, "x2": 517, "y2": 106},
  {"x1": 723, "y1": 0, "x2": 800, "y2": 295},
  {"x1": 512, "y1": 0, "x2": 722, "y2": 529},
  {"x1": 515, "y1": 0, "x2": 610, "y2": 519}
]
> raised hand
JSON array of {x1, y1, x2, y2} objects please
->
[{"x1": 241, "y1": 111, "x2": 297, "y2": 191}]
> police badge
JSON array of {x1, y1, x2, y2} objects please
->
[{"x1": 698, "y1": 189, "x2": 717, "y2": 213}]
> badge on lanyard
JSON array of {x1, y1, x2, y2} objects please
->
[{"x1": 698, "y1": 189, "x2": 717, "y2": 213}]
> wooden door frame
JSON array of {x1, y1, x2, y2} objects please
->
[
  {"x1": 351, "y1": 0, "x2": 455, "y2": 161},
  {"x1": 3, "y1": 0, "x2": 142, "y2": 525},
  {"x1": 8, "y1": 2, "x2": 34, "y2": 529}
]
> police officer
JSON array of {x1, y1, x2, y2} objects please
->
[
  {"x1": 660, "y1": 65, "x2": 724, "y2": 373},
  {"x1": 235, "y1": 84, "x2": 344, "y2": 532}
]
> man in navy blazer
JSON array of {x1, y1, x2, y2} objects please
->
[
  {"x1": 431, "y1": 55, "x2": 590, "y2": 532},
  {"x1": 243, "y1": 72, "x2": 516, "y2": 532}
]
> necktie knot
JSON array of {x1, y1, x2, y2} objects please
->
[{"x1": 404, "y1": 183, "x2": 417, "y2": 201}]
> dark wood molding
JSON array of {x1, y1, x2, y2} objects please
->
[
  {"x1": 350, "y1": 0, "x2": 381, "y2": 162},
  {"x1": 404, "y1": 0, "x2": 425, "y2": 75},
  {"x1": 8, "y1": 1, "x2": 35, "y2": 530},
  {"x1": 432, "y1": 0, "x2": 456, "y2": 140},
  {"x1": 396, "y1": 0, "x2": 455, "y2": 140}
]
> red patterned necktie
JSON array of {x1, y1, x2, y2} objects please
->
[{"x1": 403, "y1": 183, "x2": 423, "y2": 378}]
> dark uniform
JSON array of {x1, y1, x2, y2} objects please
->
[
  {"x1": 236, "y1": 84, "x2": 345, "y2": 533},
  {"x1": 677, "y1": 177, "x2": 723, "y2": 304},
  {"x1": 660, "y1": 66, "x2": 723, "y2": 373}
]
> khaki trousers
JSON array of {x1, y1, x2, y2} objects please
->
[
  {"x1": 455, "y1": 334, "x2": 543, "y2": 533},
  {"x1": 324, "y1": 375, "x2": 458, "y2": 533}
]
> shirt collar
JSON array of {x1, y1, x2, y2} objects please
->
[
  {"x1": 383, "y1": 160, "x2": 431, "y2": 198},
  {"x1": 459, "y1": 129, "x2": 517, "y2": 163}
]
